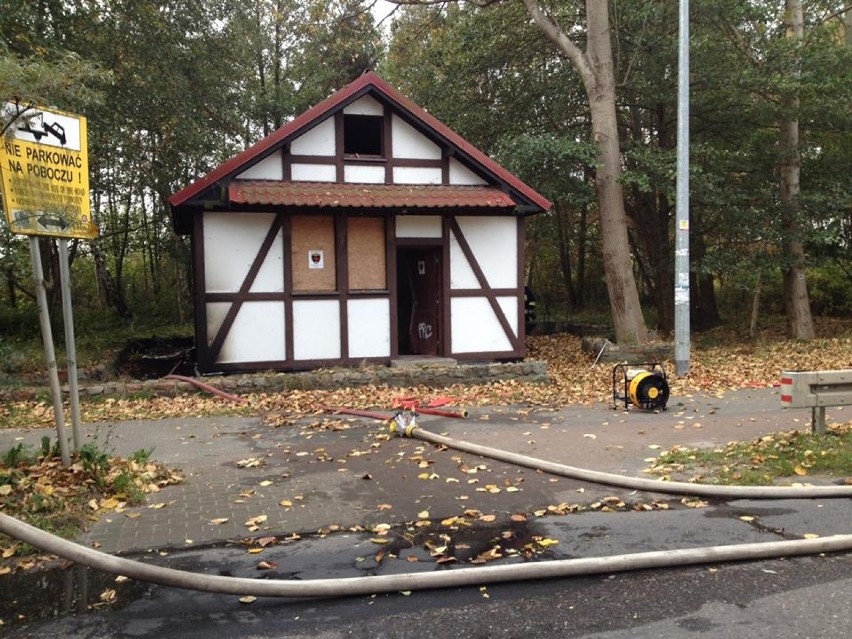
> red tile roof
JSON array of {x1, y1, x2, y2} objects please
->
[
  {"x1": 169, "y1": 72, "x2": 551, "y2": 213},
  {"x1": 229, "y1": 181, "x2": 518, "y2": 209}
]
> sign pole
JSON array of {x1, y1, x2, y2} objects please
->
[
  {"x1": 58, "y1": 238, "x2": 82, "y2": 451},
  {"x1": 1, "y1": 102, "x2": 97, "y2": 462},
  {"x1": 29, "y1": 236, "x2": 71, "y2": 465}
]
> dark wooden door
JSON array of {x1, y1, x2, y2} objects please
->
[{"x1": 400, "y1": 248, "x2": 441, "y2": 355}]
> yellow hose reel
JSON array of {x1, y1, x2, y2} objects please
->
[{"x1": 613, "y1": 363, "x2": 670, "y2": 411}]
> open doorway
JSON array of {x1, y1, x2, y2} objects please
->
[{"x1": 396, "y1": 247, "x2": 442, "y2": 356}]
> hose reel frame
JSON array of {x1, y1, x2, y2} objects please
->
[{"x1": 612, "y1": 362, "x2": 670, "y2": 411}]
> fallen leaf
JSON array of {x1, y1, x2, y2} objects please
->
[
  {"x1": 209, "y1": 518, "x2": 229, "y2": 525},
  {"x1": 245, "y1": 514, "x2": 268, "y2": 527},
  {"x1": 239, "y1": 595, "x2": 257, "y2": 604}
]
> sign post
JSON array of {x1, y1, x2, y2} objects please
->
[{"x1": 1, "y1": 101, "x2": 97, "y2": 462}]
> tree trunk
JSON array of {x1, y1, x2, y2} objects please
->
[
  {"x1": 521, "y1": 0, "x2": 649, "y2": 343},
  {"x1": 5, "y1": 265, "x2": 16, "y2": 307},
  {"x1": 37, "y1": 237, "x2": 62, "y2": 310},
  {"x1": 690, "y1": 217, "x2": 721, "y2": 330},
  {"x1": 555, "y1": 205, "x2": 577, "y2": 307},
  {"x1": 91, "y1": 241, "x2": 131, "y2": 319},
  {"x1": 750, "y1": 274, "x2": 761, "y2": 338},
  {"x1": 628, "y1": 192, "x2": 675, "y2": 334},
  {"x1": 780, "y1": 0, "x2": 814, "y2": 340},
  {"x1": 584, "y1": 1, "x2": 648, "y2": 343},
  {"x1": 845, "y1": 5, "x2": 851, "y2": 47},
  {"x1": 576, "y1": 172, "x2": 591, "y2": 308}
]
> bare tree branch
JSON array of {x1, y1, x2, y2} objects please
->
[{"x1": 519, "y1": 0, "x2": 595, "y2": 92}]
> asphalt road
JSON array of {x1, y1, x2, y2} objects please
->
[
  {"x1": 3, "y1": 498, "x2": 850, "y2": 638},
  {"x1": 1, "y1": 388, "x2": 850, "y2": 637}
]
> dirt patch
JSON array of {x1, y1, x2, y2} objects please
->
[{"x1": 113, "y1": 337, "x2": 195, "y2": 380}]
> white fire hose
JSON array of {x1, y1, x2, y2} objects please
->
[
  {"x1": 1, "y1": 513, "x2": 850, "y2": 598},
  {"x1": 389, "y1": 417, "x2": 852, "y2": 499},
  {"x1": 0, "y1": 418, "x2": 849, "y2": 598}
]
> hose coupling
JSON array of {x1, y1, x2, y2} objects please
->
[{"x1": 388, "y1": 410, "x2": 418, "y2": 437}]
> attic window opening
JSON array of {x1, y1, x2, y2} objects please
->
[{"x1": 344, "y1": 114, "x2": 383, "y2": 157}]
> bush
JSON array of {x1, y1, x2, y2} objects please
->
[{"x1": 807, "y1": 264, "x2": 852, "y2": 316}]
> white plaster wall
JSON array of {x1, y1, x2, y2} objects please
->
[
  {"x1": 207, "y1": 301, "x2": 286, "y2": 364},
  {"x1": 449, "y1": 236, "x2": 478, "y2": 289},
  {"x1": 450, "y1": 297, "x2": 515, "y2": 353},
  {"x1": 391, "y1": 115, "x2": 441, "y2": 160},
  {"x1": 393, "y1": 166, "x2": 442, "y2": 185},
  {"x1": 451, "y1": 216, "x2": 517, "y2": 289},
  {"x1": 290, "y1": 118, "x2": 335, "y2": 156},
  {"x1": 449, "y1": 158, "x2": 487, "y2": 185},
  {"x1": 204, "y1": 212, "x2": 283, "y2": 293},
  {"x1": 237, "y1": 151, "x2": 284, "y2": 180},
  {"x1": 291, "y1": 163, "x2": 337, "y2": 182},
  {"x1": 344, "y1": 95, "x2": 384, "y2": 116},
  {"x1": 395, "y1": 215, "x2": 442, "y2": 238},
  {"x1": 497, "y1": 296, "x2": 519, "y2": 336},
  {"x1": 345, "y1": 164, "x2": 385, "y2": 184},
  {"x1": 293, "y1": 299, "x2": 341, "y2": 360},
  {"x1": 347, "y1": 298, "x2": 390, "y2": 358}
]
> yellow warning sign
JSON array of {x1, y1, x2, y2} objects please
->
[{"x1": 0, "y1": 102, "x2": 97, "y2": 239}]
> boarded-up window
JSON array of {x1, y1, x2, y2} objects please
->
[
  {"x1": 292, "y1": 215, "x2": 336, "y2": 291},
  {"x1": 348, "y1": 217, "x2": 386, "y2": 290}
]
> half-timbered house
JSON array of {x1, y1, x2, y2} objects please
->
[{"x1": 169, "y1": 72, "x2": 551, "y2": 374}]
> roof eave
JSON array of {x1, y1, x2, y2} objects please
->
[{"x1": 169, "y1": 71, "x2": 552, "y2": 214}]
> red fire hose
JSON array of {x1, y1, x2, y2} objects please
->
[{"x1": 327, "y1": 407, "x2": 394, "y2": 421}]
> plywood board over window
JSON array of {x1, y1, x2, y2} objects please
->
[
  {"x1": 348, "y1": 217, "x2": 386, "y2": 290},
  {"x1": 292, "y1": 215, "x2": 336, "y2": 291}
]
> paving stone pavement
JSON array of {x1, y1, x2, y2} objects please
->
[{"x1": 1, "y1": 386, "x2": 841, "y2": 555}]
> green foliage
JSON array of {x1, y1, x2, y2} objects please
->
[
  {"x1": 79, "y1": 441, "x2": 111, "y2": 488},
  {"x1": 0, "y1": 0, "x2": 850, "y2": 342},
  {"x1": 494, "y1": 134, "x2": 597, "y2": 205},
  {"x1": 129, "y1": 447, "x2": 155, "y2": 464},
  {"x1": 2, "y1": 442, "x2": 32, "y2": 467},
  {"x1": 807, "y1": 263, "x2": 852, "y2": 316}
]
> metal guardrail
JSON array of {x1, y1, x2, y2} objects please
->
[{"x1": 780, "y1": 369, "x2": 852, "y2": 434}]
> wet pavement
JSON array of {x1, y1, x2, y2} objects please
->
[
  {"x1": 0, "y1": 387, "x2": 829, "y2": 555},
  {"x1": 1, "y1": 387, "x2": 850, "y2": 636}
]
